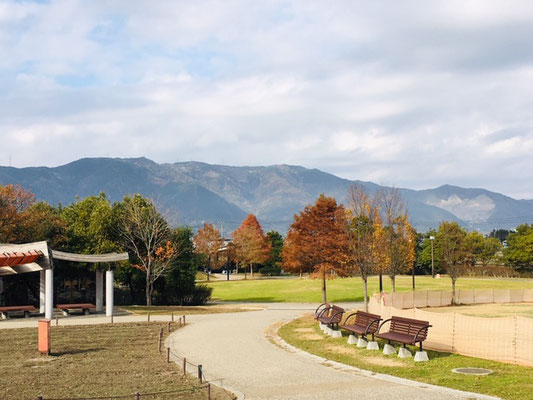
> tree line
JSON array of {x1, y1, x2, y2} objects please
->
[{"x1": 0, "y1": 185, "x2": 209, "y2": 306}]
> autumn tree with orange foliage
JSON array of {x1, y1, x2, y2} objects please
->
[
  {"x1": 378, "y1": 187, "x2": 415, "y2": 292},
  {"x1": 283, "y1": 194, "x2": 349, "y2": 302},
  {"x1": 346, "y1": 186, "x2": 388, "y2": 311},
  {"x1": 194, "y1": 223, "x2": 224, "y2": 280},
  {"x1": 0, "y1": 184, "x2": 36, "y2": 242},
  {"x1": 232, "y1": 214, "x2": 270, "y2": 278}
]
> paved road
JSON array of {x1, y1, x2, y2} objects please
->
[{"x1": 166, "y1": 303, "x2": 495, "y2": 400}]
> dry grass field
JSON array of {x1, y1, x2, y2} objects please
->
[{"x1": 0, "y1": 322, "x2": 233, "y2": 400}]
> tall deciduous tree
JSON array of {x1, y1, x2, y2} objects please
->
[
  {"x1": 436, "y1": 221, "x2": 471, "y2": 304},
  {"x1": 346, "y1": 186, "x2": 388, "y2": 311},
  {"x1": 193, "y1": 223, "x2": 224, "y2": 280},
  {"x1": 115, "y1": 195, "x2": 173, "y2": 306},
  {"x1": 282, "y1": 195, "x2": 349, "y2": 302},
  {"x1": 232, "y1": 214, "x2": 270, "y2": 278},
  {"x1": 504, "y1": 224, "x2": 533, "y2": 272},
  {"x1": 480, "y1": 237, "x2": 503, "y2": 266},
  {"x1": 0, "y1": 184, "x2": 35, "y2": 243},
  {"x1": 377, "y1": 188, "x2": 415, "y2": 292},
  {"x1": 262, "y1": 230, "x2": 284, "y2": 276}
]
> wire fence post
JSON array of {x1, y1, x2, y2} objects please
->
[
  {"x1": 167, "y1": 347, "x2": 170, "y2": 363},
  {"x1": 55, "y1": 317, "x2": 58, "y2": 326},
  {"x1": 183, "y1": 315, "x2": 186, "y2": 325},
  {"x1": 171, "y1": 313, "x2": 174, "y2": 322},
  {"x1": 206, "y1": 383, "x2": 211, "y2": 400},
  {"x1": 183, "y1": 357, "x2": 187, "y2": 375},
  {"x1": 135, "y1": 392, "x2": 140, "y2": 400},
  {"x1": 147, "y1": 312, "x2": 150, "y2": 322},
  {"x1": 198, "y1": 364, "x2": 203, "y2": 383},
  {"x1": 158, "y1": 328, "x2": 163, "y2": 353},
  {"x1": 168, "y1": 321, "x2": 171, "y2": 333}
]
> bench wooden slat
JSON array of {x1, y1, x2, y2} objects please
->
[
  {"x1": 376, "y1": 316, "x2": 431, "y2": 351},
  {"x1": 340, "y1": 310, "x2": 382, "y2": 340}
]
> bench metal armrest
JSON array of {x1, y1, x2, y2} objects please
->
[
  {"x1": 315, "y1": 303, "x2": 331, "y2": 318},
  {"x1": 364, "y1": 318, "x2": 383, "y2": 336},
  {"x1": 314, "y1": 303, "x2": 328, "y2": 316},
  {"x1": 413, "y1": 325, "x2": 432, "y2": 343},
  {"x1": 316, "y1": 307, "x2": 332, "y2": 319},
  {"x1": 330, "y1": 310, "x2": 344, "y2": 322},
  {"x1": 377, "y1": 318, "x2": 392, "y2": 333}
]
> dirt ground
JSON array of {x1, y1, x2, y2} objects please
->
[{"x1": 422, "y1": 302, "x2": 533, "y2": 318}]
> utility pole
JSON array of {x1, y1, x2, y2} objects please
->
[{"x1": 430, "y1": 235, "x2": 435, "y2": 278}]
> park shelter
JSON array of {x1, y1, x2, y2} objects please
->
[{"x1": 0, "y1": 241, "x2": 128, "y2": 318}]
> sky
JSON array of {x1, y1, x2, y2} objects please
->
[{"x1": 1, "y1": 1, "x2": 533, "y2": 199}]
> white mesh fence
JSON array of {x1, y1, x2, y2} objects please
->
[{"x1": 368, "y1": 289, "x2": 533, "y2": 366}]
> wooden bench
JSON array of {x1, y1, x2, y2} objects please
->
[
  {"x1": 57, "y1": 303, "x2": 95, "y2": 316},
  {"x1": 317, "y1": 305, "x2": 345, "y2": 330},
  {"x1": 0, "y1": 305, "x2": 37, "y2": 319},
  {"x1": 340, "y1": 310, "x2": 382, "y2": 341},
  {"x1": 376, "y1": 316, "x2": 432, "y2": 351}
]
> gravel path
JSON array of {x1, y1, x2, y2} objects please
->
[{"x1": 166, "y1": 303, "x2": 496, "y2": 400}]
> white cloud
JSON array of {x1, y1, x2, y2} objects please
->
[{"x1": 0, "y1": 0, "x2": 533, "y2": 198}]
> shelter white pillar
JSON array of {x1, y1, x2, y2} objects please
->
[
  {"x1": 40, "y1": 270, "x2": 46, "y2": 313},
  {"x1": 45, "y1": 268, "x2": 53, "y2": 320},
  {"x1": 105, "y1": 270, "x2": 114, "y2": 316},
  {"x1": 95, "y1": 270, "x2": 104, "y2": 312}
]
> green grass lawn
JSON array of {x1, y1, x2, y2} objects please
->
[
  {"x1": 279, "y1": 315, "x2": 533, "y2": 400},
  {"x1": 0, "y1": 322, "x2": 232, "y2": 400},
  {"x1": 206, "y1": 275, "x2": 533, "y2": 302}
]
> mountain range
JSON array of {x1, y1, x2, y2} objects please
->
[{"x1": 1, "y1": 157, "x2": 532, "y2": 234}]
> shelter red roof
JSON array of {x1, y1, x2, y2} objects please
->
[{"x1": 0, "y1": 250, "x2": 43, "y2": 267}]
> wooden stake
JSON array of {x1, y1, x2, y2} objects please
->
[
  {"x1": 55, "y1": 317, "x2": 58, "y2": 326},
  {"x1": 183, "y1": 357, "x2": 186, "y2": 375},
  {"x1": 171, "y1": 313, "x2": 174, "y2": 322},
  {"x1": 147, "y1": 312, "x2": 150, "y2": 322},
  {"x1": 168, "y1": 321, "x2": 171, "y2": 333},
  {"x1": 206, "y1": 383, "x2": 211, "y2": 400},
  {"x1": 183, "y1": 315, "x2": 186, "y2": 325},
  {"x1": 167, "y1": 347, "x2": 170, "y2": 363},
  {"x1": 198, "y1": 364, "x2": 203, "y2": 383}
]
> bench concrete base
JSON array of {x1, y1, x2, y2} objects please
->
[
  {"x1": 356, "y1": 338, "x2": 368, "y2": 348},
  {"x1": 319, "y1": 323, "x2": 326, "y2": 331},
  {"x1": 398, "y1": 347, "x2": 412, "y2": 358},
  {"x1": 367, "y1": 341, "x2": 379, "y2": 351},
  {"x1": 383, "y1": 343, "x2": 396, "y2": 355},
  {"x1": 347, "y1": 334, "x2": 357, "y2": 345},
  {"x1": 414, "y1": 351, "x2": 429, "y2": 362},
  {"x1": 324, "y1": 326, "x2": 332, "y2": 335},
  {"x1": 331, "y1": 330, "x2": 342, "y2": 338}
]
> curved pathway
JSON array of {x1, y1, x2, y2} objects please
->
[{"x1": 167, "y1": 303, "x2": 496, "y2": 400}]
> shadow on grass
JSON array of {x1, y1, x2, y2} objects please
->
[{"x1": 52, "y1": 347, "x2": 104, "y2": 356}]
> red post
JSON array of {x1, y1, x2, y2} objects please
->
[{"x1": 38, "y1": 319, "x2": 50, "y2": 355}]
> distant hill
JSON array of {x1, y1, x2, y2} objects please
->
[{"x1": 1, "y1": 157, "x2": 532, "y2": 234}]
